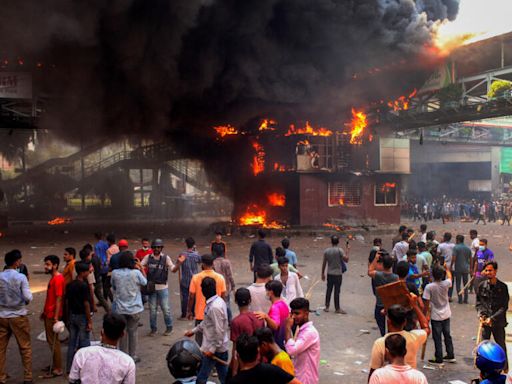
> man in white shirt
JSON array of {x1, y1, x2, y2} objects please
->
[
  {"x1": 69, "y1": 313, "x2": 135, "y2": 384},
  {"x1": 419, "y1": 224, "x2": 427, "y2": 243},
  {"x1": 423, "y1": 265, "x2": 455, "y2": 365},
  {"x1": 248, "y1": 265, "x2": 273, "y2": 313},
  {"x1": 437, "y1": 232, "x2": 455, "y2": 300},
  {"x1": 369, "y1": 334, "x2": 427, "y2": 384},
  {"x1": 275, "y1": 257, "x2": 303, "y2": 304},
  {"x1": 392, "y1": 233, "x2": 409, "y2": 262}
]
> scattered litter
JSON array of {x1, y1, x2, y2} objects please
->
[
  {"x1": 358, "y1": 329, "x2": 370, "y2": 335},
  {"x1": 30, "y1": 246, "x2": 37, "y2": 249},
  {"x1": 303, "y1": 275, "x2": 310, "y2": 280},
  {"x1": 37, "y1": 331, "x2": 46, "y2": 342},
  {"x1": 248, "y1": 235, "x2": 255, "y2": 238},
  {"x1": 472, "y1": 336, "x2": 477, "y2": 340},
  {"x1": 354, "y1": 360, "x2": 362, "y2": 365},
  {"x1": 422, "y1": 365, "x2": 436, "y2": 370},
  {"x1": 333, "y1": 372, "x2": 344, "y2": 376},
  {"x1": 320, "y1": 359, "x2": 328, "y2": 366},
  {"x1": 315, "y1": 237, "x2": 324, "y2": 240},
  {"x1": 361, "y1": 369, "x2": 368, "y2": 374},
  {"x1": 449, "y1": 381, "x2": 467, "y2": 384},
  {"x1": 355, "y1": 234, "x2": 365, "y2": 242}
]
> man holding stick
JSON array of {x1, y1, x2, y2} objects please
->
[
  {"x1": 185, "y1": 277, "x2": 229, "y2": 384},
  {"x1": 476, "y1": 261, "x2": 509, "y2": 372}
]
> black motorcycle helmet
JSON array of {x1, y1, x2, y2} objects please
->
[{"x1": 166, "y1": 339, "x2": 202, "y2": 379}]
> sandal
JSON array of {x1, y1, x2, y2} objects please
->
[{"x1": 40, "y1": 370, "x2": 63, "y2": 379}]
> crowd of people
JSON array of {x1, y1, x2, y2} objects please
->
[
  {"x1": 0, "y1": 224, "x2": 510, "y2": 384},
  {"x1": 402, "y1": 199, "x2": 512, "y2": 225}
]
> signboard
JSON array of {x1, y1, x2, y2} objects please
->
[
  {"x1": 0, "y1": 72, "x2": 32, "y2": 99},
  {"x1": 501, "y1": 147, "x2": 512, "y2": 174},
  {"x1": 418, "y1": 63, "x2": 453, "y2": 94}
]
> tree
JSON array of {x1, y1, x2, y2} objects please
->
[{"x1": 487, "y1": 80, "x2": 512, "y2": 99}]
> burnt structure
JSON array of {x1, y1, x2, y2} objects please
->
[{"x1": 233, "y1": 133, "x2": 408, "y2": 227}]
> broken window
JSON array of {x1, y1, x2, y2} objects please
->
[
  {"x1": 375, "y1": 182, "x2": 397, "y2": 206},
  {"x1": 328, "y1": 182, "x2": 361, "y2": 206}
]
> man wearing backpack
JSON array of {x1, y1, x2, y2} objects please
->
[{"x1": 321, "y1": 236, "x2": 349, "y2": 314}]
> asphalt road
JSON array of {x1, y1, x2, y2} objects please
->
[{"x1": 1, "y1": 218, "x2": 510, "y2": 383}]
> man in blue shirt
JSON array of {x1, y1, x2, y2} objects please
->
[
  {"x1": 111, "y1": 252, "x2": 147, "y2": 363},
  {"x1": 0, "y1": 250, "x2": 33, "y2": 383},
  {"x1": 281, "y1": 238, "x2": 298, "y2": 268},
  {"x1": 94, "y1": 232, "x2": 110, "y2": 306}
]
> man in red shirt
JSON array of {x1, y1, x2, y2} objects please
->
[
  {"x1": 230, "y1": 288, "x2": 264, "y2": 374},
  {"x1": 135, "y1": 238, "x2": 152, "y2": 262},
  {"x1": 40, "y1": 255, "x2": 65, "y2": 378}
]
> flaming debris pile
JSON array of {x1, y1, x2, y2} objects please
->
[
  {"x1": 239, "y1": 205, "x2": 285, "y2": 229},
  {"x1": 48, "y1": 217, "x2": 72, "y2": 225}
]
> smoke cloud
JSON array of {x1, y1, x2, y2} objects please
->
[{"x1": 0, "y1": 0, "x2": 460, "y2": 196}]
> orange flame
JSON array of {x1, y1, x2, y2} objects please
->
[
  {"x1": 339, "y1": 198, "x2": 345, "y2": 206},
  {"x1": 48, "y1": 217, "x2": 71, "y2": 225},
  {"x1": 285, "y1": 121, "x2": 332, "y2": 137},
  {"x1": 323, "y1": 223, "x2": 343, "y2": 231},
  {"x1": 387, "y1": 89, "x2": 417, "y2": 111},
  {"x1": 251, "y1": 140, "x2": 265, "y2": 176},
  {"x1": 267, "y1": 193, "x2": 286, "y2": 207},
  {"x1": 239, "y1": 205, "x2": 284, "y2": 229},
  {"x1": 349, "y1": 108, "x2": 367, "y2": 145},
  {"x1": 380, "y1": 182, "x2": 397, "y2": 192},
  {"x1": 273, "y1": 162, "x2": 287, "y2": 172},
  {"x1": 214, "y1": 125, "x2": 238, "y2": 137},
  {"x1": 259, "y1": 119, "x2": 277, "y2": 131}
]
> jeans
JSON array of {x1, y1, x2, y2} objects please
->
[
  {"x1": 44, "y1": 317, "x2": 62, "y2": 372},
  {"x1": 148, "y1": 288, "x2": 173, "y2": 332},
  {"x1": 197, "y1": 350, "x2": 228, "y2": 384},
  {"x1": 0, "y1": 316, "x2": 32, "y2": 382},
  {"x1": 225, "y1": 293, "x2": 232, "y2": 324},
  {"x1": 375, "y1": 305, "x2": 386, "y2": 336},
  {"x1": 431, "y1": 318, "x2": 454, "y2": 362},
  {"x1": 94, "y1": 281, "x2": 110, "y2": 312},
  {"x1": 454, "y1": 272, "x2": 469, "y2": 303},
  {"x1": 101, "y1": 274, "x2": 113, "y2": 302},
  {"x1": 66, "y1": 314, "x2": 90, "y2": 373},
  {"x1": 180, "y1": 284, "x2": 189, "y2": 318},
  {"x1": 325, "y1": 274, "x2": 342, "y2": 310},
  {"x1": 118, "y1": 313, "x2": 140, "y2": 358},
  {"x1": 482, "y1": 325, "x2": 508, "y2": 370}
]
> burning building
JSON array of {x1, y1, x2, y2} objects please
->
[{"x1": 220, "y1": 115, "x2": 409, "y2": 227}]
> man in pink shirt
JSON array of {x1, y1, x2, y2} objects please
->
[
  {"x1": 255, "y1": 280, "x2": 289, "y2": 349},
  {"x1": 285, "y1": 298, "x2": 320, "y2": 384},
  {"x1": 369, "y1": 334, "x2": 427, "y2": 384}
]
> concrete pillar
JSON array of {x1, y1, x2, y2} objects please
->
[{"x1": 491, "y1": 146, "x2": 501, "y2": 197}]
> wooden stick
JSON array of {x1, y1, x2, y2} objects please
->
[
  {"x1": 210, "y1": 354, "x2": 230, "y2": 366},
  {"x1": 458, "y1": 276, "x2": 475, "y2": 296},
  {"x1": 305, "y1": 277, "x2": 321, "y2": 300},
  {"x1": 474, "y1": 321, "x2": 483, "y2": 367},
  {"x1": 421, "y1": 307, "x2": 430, "y2": 360}
]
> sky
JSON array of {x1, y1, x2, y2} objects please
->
[{"x1": 439, "y1": 0, "x2": 512, "y2": 44}]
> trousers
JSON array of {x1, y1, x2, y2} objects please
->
[
  {"x1": 431, "y1": 318, "x2": 454, "y2": 362},
  {"x1": 118, "y1": 313, "x2": 140, "y2": 358},
  {"x1": 325, "y1": 274, "x2": 342, "y2": 310},
  {"x1": 0, "y1": 316, "x2": 32, "y2": 382}
]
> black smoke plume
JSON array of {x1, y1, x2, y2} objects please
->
[{"x1": 0, "y1": 0, "x2": 460, "y2": 198}]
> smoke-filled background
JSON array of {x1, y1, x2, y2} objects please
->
[{"x1": 0, "y1": 0, "x2": 460, "y2": 195}]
